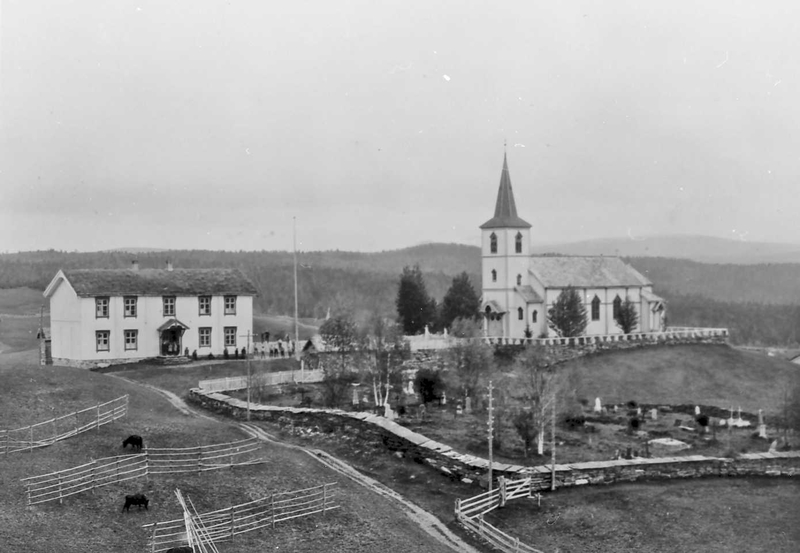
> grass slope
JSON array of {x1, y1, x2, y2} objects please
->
[
  {"x1": 0, "y1": 351, "x2": 455, "y2": 553},
  {"x1": 568, "y1": 343, "x2": 800, "y2": 412}
]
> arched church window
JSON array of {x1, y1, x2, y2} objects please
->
[
  {"x1": 612, "y1": 295, "x2": 622, "y2": 320},
  {"x1": 516, "y1": 274, "x2": 522, "y2": 286},
  {"x1": 591, "y1": 295, "x2": 601, "y2": 321},
  {"x1": 518, "y1": 307, "x2": 524, "y2": 320},
  {"x1": 490, "y1": 233, "x2": 498, "y2": 254},
  {"x1": 491, "y1": 269, "x2": 497, "y2": 282},
  {"x1": 485, "y1": 305, "x2": 492, "y2": 314},
  {"x1": 532, "y1": 310, "x2": 538, "y2": 323},
  {"x1": 515, "y1": 232, "x2": 523, "y2": 254}
]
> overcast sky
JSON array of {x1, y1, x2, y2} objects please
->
[{"x1": 1, "y1": 1, "x2": 798, "y2": 253}]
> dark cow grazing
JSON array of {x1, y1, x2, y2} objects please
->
[
  {"x1": 122, "y1": 435, "x2": 143, "y2": 450},
  {"x1": 166, "y1": 547, "x2": 193, "y2": 553},
  {"x1": 122, "y1": 493, "x2": 149, "y2": 512}
]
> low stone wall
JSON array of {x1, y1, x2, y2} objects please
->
[
  {"x1": 188, "y1": 388, "x2": 800, "y2": 490},
  {"x1": 52, "y1": 357, "x2": 148, "y2": 370}
]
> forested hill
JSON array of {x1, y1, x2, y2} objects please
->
[
  {"x1": 3, "y1": 245, "x2": 800, "y2": 345},
  {"x1": 0, "y1": 246, "x2": 481, "y2": 320}
]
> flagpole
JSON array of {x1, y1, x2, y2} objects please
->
[{"x1": 293, "y1": 217, "x2": 300, "y2": 367}]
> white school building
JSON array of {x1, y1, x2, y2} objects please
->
[{"x1": 44, "y1": 262, "x2": 257, "y2": 367}]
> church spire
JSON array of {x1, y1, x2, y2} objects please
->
[{"x1": 480, "y1": 152, "x2": 532, "y2": 229}]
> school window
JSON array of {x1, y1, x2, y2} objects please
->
[
  {"x1": 124, "y1": 330, "x2": 138, "y2": 351},
  {"x1": 591, "y1": 296, "x2": 601, "y2": 321},
  {"x1": 515, "y1": 232, "x2": 523, "y2": 254},
  {"x1": 224, "y1": 295, "x2": 237, "y2": 315},
  {"x1": 518, "y1": 307, "x2": 524, "y2": 320},
  {"x1": 224, "y1": 327, "x2": 237, "y2": 347},
  {"x1": 199, "y1": 327, "x2": 211, "y2": 348},
  {"x1": 612, "y1": 295, "x2": 622, "y2": 320},
  {"x1": 96, "y1": 331, "x2": 110, "y2": 352},
  {"x1": 516, "y1": 274, "x2": 522, "y2": 286},
  {"x1": 199, "y1": 296, "x2": 211, "y2": 316},
  {"x1": 491, "y1": 269, "x2": 497, "y2": 282},
  {"x1": 163, "y1": 296, "x2": 176, "y2": 317},
  {"x1": 490, "y1": 233, "x2": 497, "y2": 254},
  {"x1": 95, "y1": 297, "x2": 109, "y2": 318},
  {"x1": 124, "y1": 296, "x2": 137, "y2": 318},
  {"x1": 532, "y1": 310, "x2": 538, "y2": 323}
]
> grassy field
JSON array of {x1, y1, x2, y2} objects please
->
[
  {"x1": 0, "y1": 351, "x2": 458, "y2": 553},
  {"x1": 484, "y1": 478, "x2": 800, "y2": 553},
  {"x1": 569, "y1": 343, "x2": 799, "y2": 412}
]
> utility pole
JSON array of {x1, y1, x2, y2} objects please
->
[
  {"x1": 293, "y1": 216, "x2": 303, "y2": 377},
  {"x1": 487, "y1": 380, "x2": 494, "y2": 493},
  {"x1": 240, "y1": 329, "x2": 253, "y2": 421},
  {"x1": 550, "y1": 392, "x2": 556, "y2": 491}
]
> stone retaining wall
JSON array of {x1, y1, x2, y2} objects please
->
[{"x1": 188, "y1": 388, "x2": 800, "y2": 490}]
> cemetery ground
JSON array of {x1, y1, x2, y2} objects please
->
[{"x1": 0, "y1": 350, "x2": 457, "y2": 553}]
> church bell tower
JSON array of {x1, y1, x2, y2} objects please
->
[{"x1": 479, "y1": 152, "x2": 531, "y2": 337}]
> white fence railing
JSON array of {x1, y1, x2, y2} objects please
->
[
  {"x1": 143, "y1": 483, "x2": 338, "y2": 553},
  {"x1": 0, "y1": 395, "x2": 128, "y2": 456},
  {"x1": 407, "y1": 327, "x2": 729, "y2": 351},
  {"x1": 21, "y1": 438, "x2": 264, "y2": 505},
  {"x1": 455, "y1": 476, "x2": 545, "y2": 553},
  {"x1": 198, "y1": 369, "x2": 324, "y2": 393}
]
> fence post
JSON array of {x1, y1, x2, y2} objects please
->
[
  {"x1": 26, "y1": 482, "x2": 31, "y2": 506},
  {"x1": 271, "y1": 493, "x2": 276, "y2": 528},
  {"x1": 116, "y1": 458, "x2": 120, "y2": 483},
  {"x1": 2, "y1": 429, "x2": 7, "y2": 456},
  {"x1": 515, "y1": 537, "x2": 520, "y2": 552},
  {"x1": 145, "y1": 450, "x2": 150, "y2": 482},
  {"x1": 197, "y1": 446, "x2": 202, "y2": 474},
  {"x1": 125, "y1": 395, "x2": 129, "y2": 419},
  {"x1": 91, "y1": 459, "x2": 96, "y2": 494},
  {"x1": 322, "y1": 484, "x2": 327, "y2": 515},
  {"x1": 230, "y1": 507, "x2": 235, "y2": 540},
  {"x1": 58, "y1": 474, "x2": 63, "y2": 504},
  {"x1": 96, "y1": 403, "x2": 100, "y2": 432},
  {"x1": 455, "y1": 498, "x2": 461, "y2": 520},
  {"x1": 75, "y1": 410, "x2": 79, "y2": 437},
  {"x1": 150, "y1": 522, "x2": 158, "y2": 553},
  {"x1": 29, "y1": 425, "x2": 33, "y2": 453}
]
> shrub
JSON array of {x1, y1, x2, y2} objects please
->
[
  {"x1": 223, "y1": 348, "x2": 229, "y2": 360},
  {"x1": 207, "y1": 353, "x2": 215, "y2": 360},
  {"x1": 192, "y1": 350, "x2": 198, "y2": 361}
]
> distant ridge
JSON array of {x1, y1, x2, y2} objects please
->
[
  {"x1": 103, "y1": 247, "x2": 170, "y2": 253},
  {"x1": 531, "y1": 235, "x2": 800, "y2": 265}
]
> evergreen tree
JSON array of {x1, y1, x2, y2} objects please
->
[
  {"x1": 439, "y1": 272, "x2": 481, "y2": 329},
  {"x1": 396, "y1": 265, "x2": 437, "y2": 335},
  {"x1": 547, "y1": 286, "x2": 588, "y2": 338},
  {"x1": 615, "y1": 296, "x2": 639, "y2": 334}
]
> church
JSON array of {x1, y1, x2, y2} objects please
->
[{"x1": 480, "y1": 154, "x2": 666, "y2": 339}]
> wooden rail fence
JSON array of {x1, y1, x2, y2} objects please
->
[
  {"x1": 455, "y1": 476, "x2": 546, "y2": 553},
  {"x1": 143, "y1": 483, "x2": 339, "y2": 553},
  {"x1": 198, "y1": 369, "x2": 324, "y2": 393},
  {"x1": 21, "y1": 438, "x2": 264, "y2": 506},
  {"x1": 1, "y1": 395, "x2": 128, "y2": 456}
]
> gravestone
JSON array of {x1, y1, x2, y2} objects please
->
[
  {"x1": 594, "y1": 397, "x2": 602, "y2": 413},
  {"x1": 406, "y1": 379, "x2": 415, "y2": 394},
  {"x1": 649, "y1": 408, "x2": 658, "y2": 421},
  {"x1": 769, "y1": 439, "x2": 778, "y2": 453},
  {"x1": 695, "y1": 405, "x2": 701, "y2": 416},
  {"x1": 636, "y1": 407, "x2": 642, "y2": 417},
  {"x1": 465, "y1": 396, "x2": 472, "y2": 414},
  {"x1": 758, "y1": 424, "x2": 767, "y2": 439},
  {"x1": 384, "y1": 403, "x2": 395, "y2": 421},
  {"x1": 441, "y1": 391, "x2": 447, "y2": 405},
  {"x1": 613, "y1": 405, "x2": 618, "y2": 413},
  {"x1": 352, "y1": 388, "x2": 360, "y2": 406},
  {"x1": 758, "y1": 409, "x2": 764, "y2": 426},
  {"x1": 456, "y1": 401, "x2": 463, "y2": 416}
]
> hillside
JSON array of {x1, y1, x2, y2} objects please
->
[
  {"x1": 4, "y1": 245, "x2": 800, "y2": 346},
  {"x1": 567, "y1": 343, "x2": 800, "y2": 413},
  {"x1": 535, "y1": 234, "x2": 800, "y2": 265}
]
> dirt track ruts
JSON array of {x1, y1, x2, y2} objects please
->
[{"x1": 115, "y1": 376, "x2": 482, "y2": 553}]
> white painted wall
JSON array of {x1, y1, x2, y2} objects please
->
[{"x1": 51, "y1": 291, "x2": 253, "y2": 362}]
